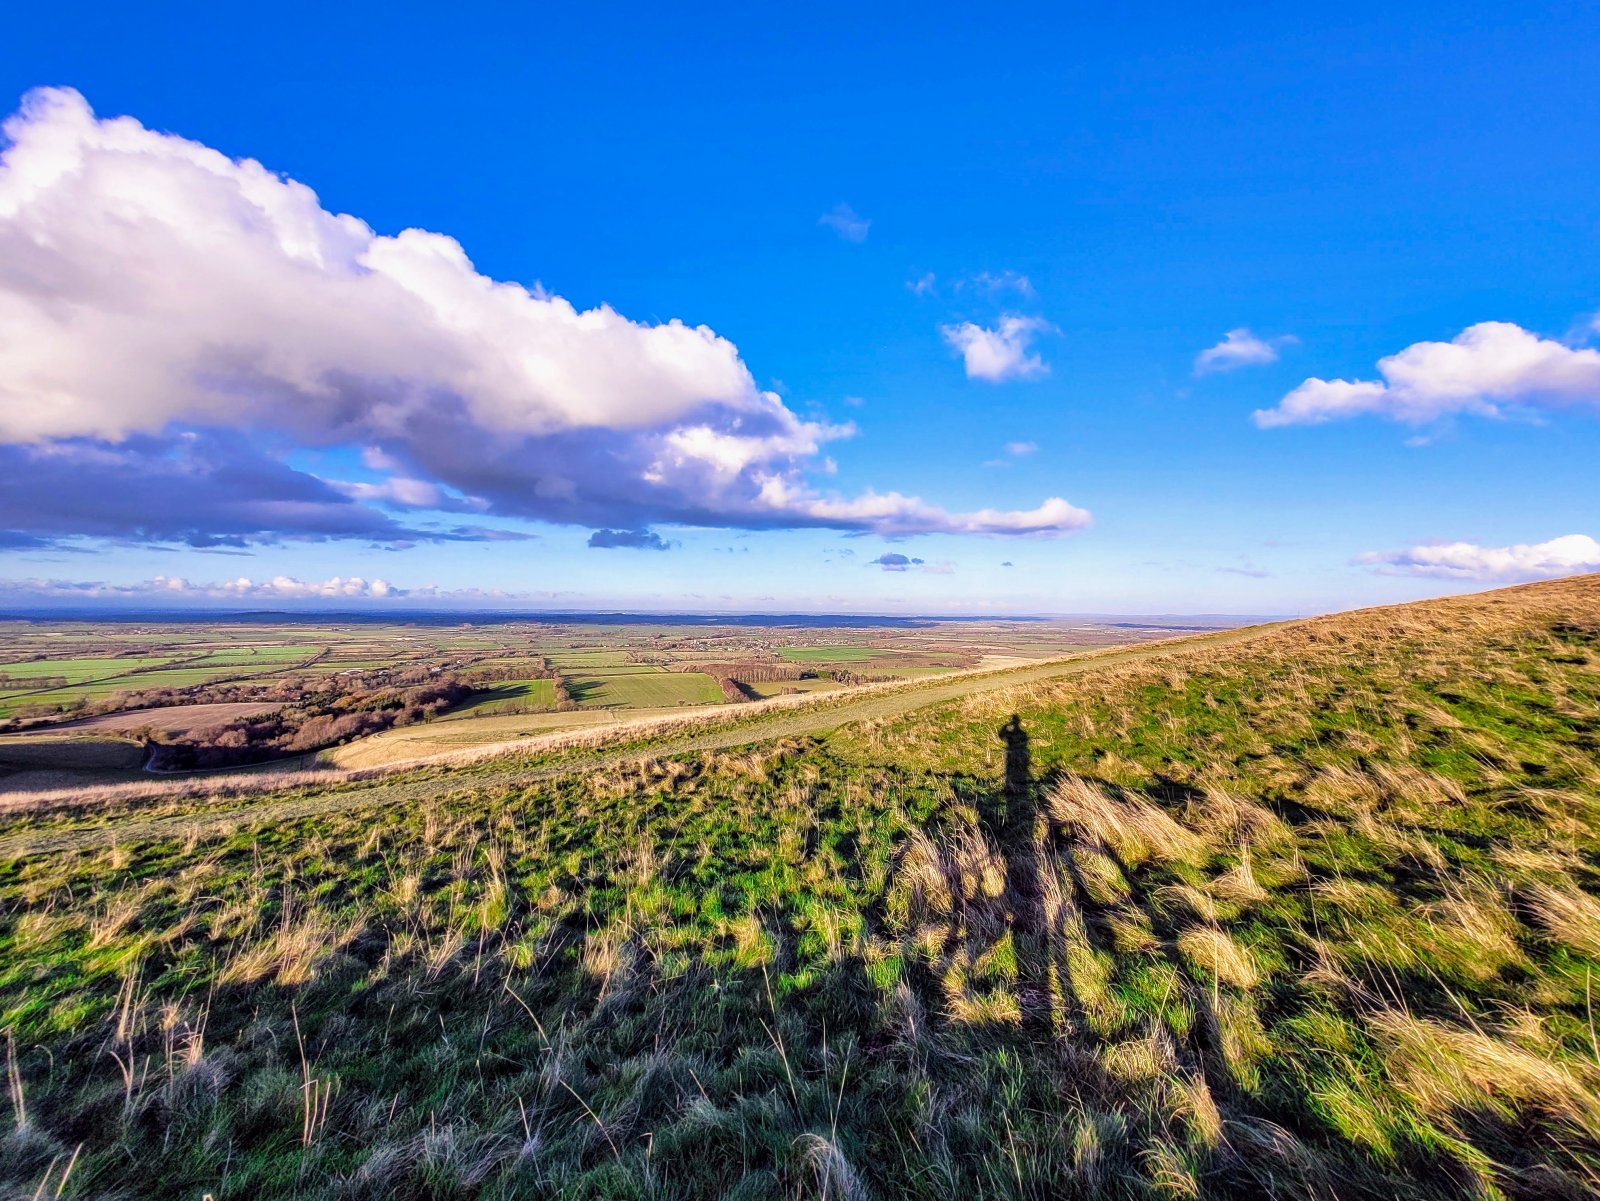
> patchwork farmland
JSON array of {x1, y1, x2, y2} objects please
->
[{"x1": 0, "y1": 613, "x2": 1193, "y2": 786}]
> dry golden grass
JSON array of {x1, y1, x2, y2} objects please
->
[
  {"x1": 1068, "y1": 842, "x2": 1134, "y2": 905},
  {"x1": 1371, "y1": 1010, "x2": 1600, "y2": 1137},
  {"x1": 1208, "y1": 850, "x2": 1269, "y2": 906},
  {"x1": 943, "y1": 980, "x2": 1023, "y2": 1027},
  {"x1": 1046, "y1": 775, "x2": 1206, "y2": 868},
  {"x1": 218, "y1": 901, "x2": 366, "y2": 987},
  {"x1": 1523, "y1": 880, "x2": 1600, "y2": 959},
  {"x1": 732, "y1": 914, "x2": 776, "y2": 967},
  {"x1": 1169, "y1": 1074, "x2": 1224, "y2": 1149},
  {"x1": 1099, "y1": 1027, "x2": 1179, "y2": 1084},
  {"x1": 1416, "y1": 880, "x2": 1526, "y2": 981},
  {"x1": 1175, "y1": 926, "x2": 1259, "y2": 989}
]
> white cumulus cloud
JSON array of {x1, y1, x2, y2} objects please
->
[
  {"x1": 1256, "y1": 321, "x2": 1600, "y2": 427},
  {"x1": 0, "y1": 89, "x2": 1086, "y2": 540},
  {"x1": 219, "y1": 575, "x2": 398, "y2": 598},
  {"x1": 1194, "y1": 328, "x2": 1292, "y2": 375},
  {"x1": 0, "y1": 89, "x2": 760, "y2": 445},
  {"x1": 1357, "y1": 534, "x2": 1600, "y2": 582},
  {"x1": 941, "y1": 315, "x2": 1052, "y2": 382}
]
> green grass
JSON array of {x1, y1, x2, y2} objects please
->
[
  {"x1": 567, "y1": 671, "x2": 726, "y2": 708},
  {"x1": 776, "y1": 645, "x2": 879, "y2": 662},
  {"x1": 80, "y1": 667, "x2": 241, "y2": 689},
  {"x1": 561, "y1": 665, "x2": 665, "y2": 677},
  {"x1": 1, "y1": 579, "x2": 1598, "y2": 1199},
  {"x1": 0, "y1": 658, "x2": 188, "y2": 717},
  {"x1": 449, "y1": 679, "x2": 558, "y2": 716},
  {"x1": 296, "y1": 658, "x2": 394, "y2": 673},
  {"x1": 545, "y1": 650, "x2": 636, "y2": 667},
  {"x1": 0, "y1": 650, "x2": 320, "y2": 716},
  {"x1": 183, "y1": 646, "x2": 321, "y2": 667},
  {"x1": 0, "y1": 655, "x2": 176, "y2": 682}
]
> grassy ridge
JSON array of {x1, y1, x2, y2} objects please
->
[{"x1": 1, "y1": 577, "x2": 1598, "y2": 1198}]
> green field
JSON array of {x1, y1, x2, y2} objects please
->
[
  {"x1": 0, "y1": 654, "x2": 175, "y2": 684},
  {"x1": 776, "y1": 644, "x2": 879, "y2": 661},
  {"x1": 545, "y1": 650, "x2": 636, "y2": 666},
  {"x1": 0, "y1": 652, "x2": 180, "y2": 681},
  {"x1": 71, "y1": 666, "x2": 245, "y2": 691},
  {"x1": 449, "y1": 679, "x2": 558, "y2": 716},
  {"x1": 0, "y1": 616, "x2": 1163, "y2": 729},
  {"x1": 0, "y1": 647, "x2": 325, "y2": 717},
  {"x1": 182, "y1": 645, "x2": 320, "y2": 667},
  {"x1": 467, "y1": 656, "x2": 554, "y2": 672},
  {"x1": 0, "y1": 657, "x2": 182, "y2": 717},
  {"x1": 567, "y1": 670, "x2": 726, "y2": 707},
  {"x1": 298, "y1": 658, "x2": 398, "y2": 673}
]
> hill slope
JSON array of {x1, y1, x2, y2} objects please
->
[{"x1": 2, "y1": 576, "x2": 1599, "y2": 1199}]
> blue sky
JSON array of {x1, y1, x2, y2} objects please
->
[{"x1": 0, "y1": 1, "x2": 1597, "y2": 613}]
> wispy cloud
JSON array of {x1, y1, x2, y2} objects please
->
[
  {"x1": 911, "y1": 270, "x2": 1033, "y2": 299},
  {"x1": 819, "y1": 202, "x2": 870, "y2": 242},
  {"x1": 1357, "y1": 533, "x2": 1600, "y2": 581},
  {"x1": 1256, "y1": 321, "x2": 1600, "y2": 427},
  {"x1": 983, "y1": 440, "x2": 1040, "y2": 468},
  {"x1": 969, "y1": 270, "x2": 1034, "y2": 298},
  {"x1": 756, "y1": 480, "x2": 1089, "y2": 536},
  {"x1": 1195, "y1": 328, "x2": 1295, "y2": 375},
  {"x1": 329, "y1": 475, "x2": 487, "y2": 512}
]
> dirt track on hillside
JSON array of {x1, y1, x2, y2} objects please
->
[{"x1": 0, "y1": 623, "x2": 1278, "y2": 859}]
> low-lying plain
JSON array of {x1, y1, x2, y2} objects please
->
[{"x1": 2, "y1": 576, "x2": 1599, "y2": 1199}]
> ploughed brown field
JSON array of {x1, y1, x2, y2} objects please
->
[{"x1": 20, "y1": 701, "x2": 280, "y2": 737}]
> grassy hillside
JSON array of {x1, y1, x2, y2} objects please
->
[{"x1": 2, "y1": 577, "x2": 1599, "y2": 1199}]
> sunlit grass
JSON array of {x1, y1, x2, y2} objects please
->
[{"x1": 0, "y1": 575, "x2": 1598, "y2": 1197}]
